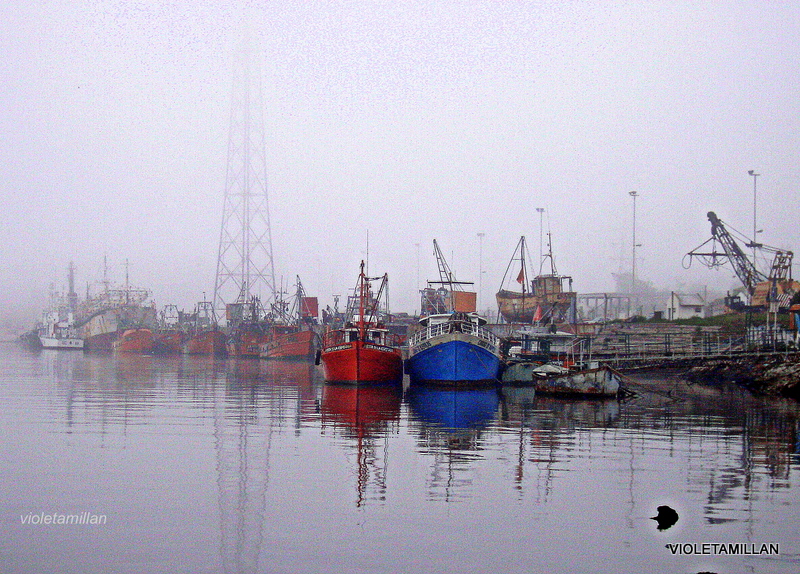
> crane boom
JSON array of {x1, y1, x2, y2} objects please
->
[
  {"x1": 685, "y1": 211, "x2": 796, "y2": 309},
  {"x1": 706, "y1": 211, "x2": 764, "y2": 294}
]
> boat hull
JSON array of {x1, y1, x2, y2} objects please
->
[
  {"x1": 113, "y1": 328, "x2": 154, "y2": 354},
  {"x1": 78, "y1": 304, "x2": 157, "y2": 352},
  {"x1": 503, "y1": 364, "x2": 620, "y2": 397},
  {"x1": 227, "y1": 325, "x2": 270, "y2": 358},
  {"x1": 406, "y1": 334, "x2": 501, "y2": 384},
  {"x1": 321, "y1": 341, "x2": 403, "y2": 384},
  {"x1": 261, "y1": 329, "x2": 320, "y2": 360},
  {"x1": 39, "y1": 336, "x2": 84, "y2": 350},
  {"x1": 152, "y1": 330, "x2": 187, "y2": 355},
  {"x1": 183, "y1": 330, "x2": 227, "y2": 356},
  {"x1": 496, "y1": 288, "x2": 576, "y2": 324}
]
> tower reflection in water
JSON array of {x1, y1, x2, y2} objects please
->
[
  {"x1": 33, "y1": 349, "x2": 800, "y2": 574},
  {"x1": 214, "y1": 359, "x2": 321, "y2": 574}
]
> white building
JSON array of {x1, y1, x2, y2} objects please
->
[{"x1": 666, "y1": 292, "x2": 706, "y2": 320}]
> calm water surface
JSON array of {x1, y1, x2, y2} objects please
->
[{"x1": 2, "y1": 345, "x2": 799, "y2": 574}]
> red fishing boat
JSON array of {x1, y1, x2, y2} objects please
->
[
  {"x1": 152, "y1": 329, "x2": 187, "y2": 355},
  {"x1": 262, "y1": 328, "x2": 320, "y2": 359},
  {"x1": 225, "y1": 293, "x2": 270, "y2": 358},
  {"x1": 182, "y1": 299, "x2": 227, "y2": 356},
  {"x1": 319, "y1": 262, "x2": 403, "y2": 384},
  {"x1": 184, "y1": 329, "x2": 227, "y2": 356},
  {"x1": 260, "y1": 277, "x2": 321, "y2": 360},
  {"x1": 113, "y1": 328, "x2": 154, "y2": 354},
  {"x1": 152, "y1": 304, "x2": 189, "y2": 355}
]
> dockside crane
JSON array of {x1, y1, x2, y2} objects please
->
[
  {"x1": 419, "y1": 240, "x2": 476, "y2": 315},
  {"x1": 432, "y1": 239, "x2": 466, "y2": 293},
  {"x1": 684, "y1": 211, "x2": 797, "y2": 310}
]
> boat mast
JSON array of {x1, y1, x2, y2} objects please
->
[
  {"x1": 499, "y1": 236, "x2": 529, "y2": 291},
  {"x1": 124, "y1": 258, "x2": 130, "y2": 305},
  {"x1": 542, "y1": 231, "x2": 558, "y2": 276},
  {"x1": 519, "y1": 237, "x2": 528, "y2": 294},
  {"x1": 358, "y1": 260, "x2": 366, "y2": 341}
]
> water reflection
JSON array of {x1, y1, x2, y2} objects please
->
[
  {"x1": 321, "y1": 384, "x2": 402, "y2": 507},
  {"x1": 213, "y1": 367, "x2": 269, "y2": 574},
  {"x1": 5, "y1": 347, "x2": 800, "y2": 574},
  {"x1": 497, "y1": 386, "x2": 622, "y2": 499},
  {"x1": 37, "y1": 351, "x2": 800, "y2": 521},
  {"x1": 406, "y1": 385, "x2": 500, "y2": 501}
]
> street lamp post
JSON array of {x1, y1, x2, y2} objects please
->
[
  {"x1": 477, "y1": 233, "x2": 485, "y2": 313},
  {"x1": 629, "y1": 191, "x2": 640, "y2": 296},
  {"x1": 414, "y1": 242, "x2": 420, "y2": 292},
  {"x1": 748, "y1": 170, "x2": 760, "y2": 263},
  {"x1": 536, "y1": 207, "x2": 545, "y2": 273}
]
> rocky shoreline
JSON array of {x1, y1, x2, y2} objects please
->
[{"x1": 681, "y1": 353, "x2": 800, "y2": 400}]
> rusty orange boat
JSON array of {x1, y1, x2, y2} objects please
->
[
  {"x1": 260, "y1": 278, "x2": 321, "y2": 360},
  {"x1": 261, "y1": 327, "x2": 320, "y2": 360},
  {"x1": 152, "y1": 330, "x2": 188, "y2": 355},
  {"x1": 113, "y1": 328, "x2": 154, "y2": 354},
  {"x1": 184, "y1": 329, "x2": 227, "y2": 356},
  {"x1": 496, "y1": 235, "x2": 576, "y2": 325}
]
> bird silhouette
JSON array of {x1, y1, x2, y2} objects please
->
[{"x1": 651, "y1": 505, "x2": 679, "y2": 530}]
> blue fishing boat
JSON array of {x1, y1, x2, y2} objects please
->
[
  {"x1": 406, "y1": 312, "x2": 501, "y2": 383},
  {"x1": 405, "y1": 240, "x2": 501, "y2": 385}
]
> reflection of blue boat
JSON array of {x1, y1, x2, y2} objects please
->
[
  {"x1": 406, "y1": 386, "x2": 499, "y2": 429},
  {"x1": 405, "y1": 313, "x2": 501, "y2": 384}
]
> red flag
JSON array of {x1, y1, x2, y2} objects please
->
[
  {"x1": 533, "y1": 305, "x2": 543, "y2": 323},
  {"x1": 516, "y1": 268, "x2": 525, "y2": 284}
]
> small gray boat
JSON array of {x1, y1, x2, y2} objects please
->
[{"x1": 502, "y1": 363, "x2": 620, "y2": 398}]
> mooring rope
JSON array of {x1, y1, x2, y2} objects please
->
[{"x1": 606, "y1": 365, "x2": 680, "y2": 401}]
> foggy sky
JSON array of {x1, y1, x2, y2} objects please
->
[{"x1": 2, "y1": 1, "x2": 799, "y2": 326}]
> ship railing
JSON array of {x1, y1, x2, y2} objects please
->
[
  {"x1": 322, "y1": 330, "x2": 346, "y2": 347},
  {"x1": 323, "y1": 328, "x2": 403, "y2": 348},
  {"x1": 407, "y1": 320, "x2": 500, "y2": 349}
]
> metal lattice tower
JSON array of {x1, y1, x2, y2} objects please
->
[{"x1": 213, "y1": 37, "x2": 276, "y2": 319}]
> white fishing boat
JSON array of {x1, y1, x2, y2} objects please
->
[
  {"x1": 37, "y1": 310, "x2": 84, "y2": 350},
  {"x1": 34, "y1": 263, "x2": 84, "y2": 350}
]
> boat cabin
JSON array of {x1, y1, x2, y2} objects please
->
[
  {"x1": 340, "y1": 322, "x2": 392, "y2": 345},
  {"x1": 418, "y1": 312, "x2": 487, "y2": 328},
  {"x1": 502, "y1": 327, "x2": 590, "y2": 368}
]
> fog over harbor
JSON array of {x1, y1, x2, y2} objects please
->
[{"x1": 2, "y1": 1, "x2": 799, "y2": 328}]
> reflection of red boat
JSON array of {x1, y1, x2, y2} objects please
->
[
  {"x1": 321, "y1": 384, "x2": 401, "y2": 428},
  {"x1": 183, "y1": 329, "x2": 227, "y2": 356},
  {"x1": 113, "y1": 328, "x2": 154, "y2": 354},
  {"x1": 320, "y1": 262, "x2": 403, "y2": 383},
  {"x1": 321, "y1": 383, "x2": 401, "y2": 507}
]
